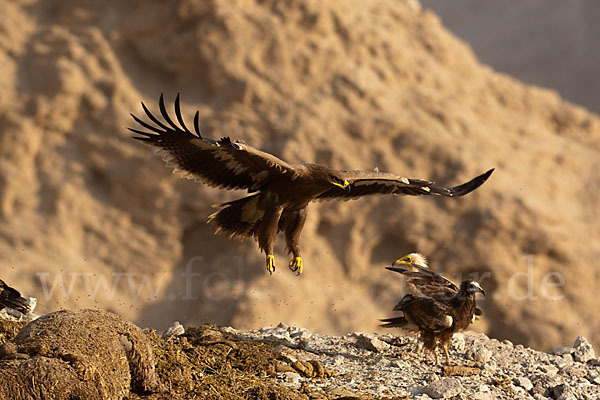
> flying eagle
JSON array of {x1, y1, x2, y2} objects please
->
[
  {"x1": 0, "y1": 279, "x2": 30, "y2": 314},
  {"x1": 129, "y1": 94, "x2": 494, "y2": 275},
  {"x1": 380, "y1": 256, "x2": 485, "y2": 365}
]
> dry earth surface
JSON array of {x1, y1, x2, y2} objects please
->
[
  {"x1": 1, "y1": 311, "x2": 599, "y2": 399},
  {"x1": 0, "y1": 0, "x2": 599, "y2": 352}
]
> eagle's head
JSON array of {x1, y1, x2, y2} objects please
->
[
  {"x1": 328, "y1": 174, "x2": 350, "y2": 190},
  {"x1": 461, "y1": 280, "x2": 485, "y2": 296},
  {"x1": 393, "y1": 253, "x2": 428, "y2": 269}
]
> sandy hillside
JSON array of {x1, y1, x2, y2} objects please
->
[{"x1": 0, "y1": 0, "x2": 599, "y2": 351}]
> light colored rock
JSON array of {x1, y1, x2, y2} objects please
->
[
  {"x1": 540, "y1": 364, "x2": 559, "y2": 376},
  {"x1": 452, "y1": 333, "x2": 466, "y2": 352},
  {"x1": 289, "y1": 327, "x2": 312, "y2": 339},
  {"x1": 560, "y1": 365, "x2": 588, "y2": 378},
  {"x1": 467, "y1": 345, "x2": 493, "y2": 363},
  {"x1": 514, "y1": 376, "x2": 533, "y2": 391},
  {"x1": 220, "y1": 326, "x2": 239, "y2": 335},
  {"x1": 161, "y1": 321, "x2": 185, "y2": 339},
  {"x1": 555, "y1": 353, "x2": 574, "y2": 368},
  {"x1": 354, "y1": 333, "x2": 390, "y2": 352},
  {"x1": 552, "y1": 347, "x2": 575, "y2": 356},
  {"x1": 421, "y1": 378, "x2": 463, "y2": 399},
  {"x1": 469, "y1": 391, "x2": 495, "y2": 400},
  {"x1": 283, "y1": 371, "x2": 302, "y2": 385},
  {"x1": 573, "y1": 336, "x2": 595, "y2": 363}
]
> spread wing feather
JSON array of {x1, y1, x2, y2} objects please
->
[
  {"x1": 129, "y1": 94, "x2": 298, "y2": 192},
  {"x1": 317, "y1": 169, "x2": 494, "y2": 200},
  {"x1": 0, "y1": 280, "x2": 30, "y2": 314},
  {"x1": 387, "y1": 263, "x2": 459, "y2": 300}
]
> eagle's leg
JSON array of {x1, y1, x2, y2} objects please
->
[
  {"x1": 281, "y1": 208, "x2": 307, "y2": 275},
  {"x1": 258, "y1": 205, "x2": 283, "y2": 275},
  {"x1": 441, "y1": 332, "x2": 452, "y2": 365},
  {"x1": 443, "y1": 343, "x2": 451, "y2": 366},
  {"x1": 432, "y1": 347, "x2": 439, "y2": 366},
  {"x1": 421, "y1": 332, "x2": 439, "y2": 365}
]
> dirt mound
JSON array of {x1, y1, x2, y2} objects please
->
[
  {"x1": 0, "y1": 0, "x2": 599, "y2": 351},
  {"x1": 0, "y1": 309, "x2": 158, "y2": 399},
  {"x1": 137, "y1": 325, "x2": 311, "y2": 400}
]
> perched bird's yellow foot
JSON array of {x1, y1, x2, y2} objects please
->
[
  {"x1": 289, "y1": 257, "x2": 303, "y2": 275},
  {"x1": 266, "y1": 255, "x2": 276, "y2": 275}
]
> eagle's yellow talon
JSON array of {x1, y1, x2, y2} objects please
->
[
  {"x1": 266, "y1": 255, "x2": 276, "y2": 275},
  {"x1": 289, "y1": 257, "x2": 303, "y2": 275}
]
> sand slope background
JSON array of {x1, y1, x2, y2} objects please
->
[{"x1": 0, "y1": 0, "x2": 598, "y2": 351}]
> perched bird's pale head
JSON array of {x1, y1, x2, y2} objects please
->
[
  {"x1": 393, "y1": 252, "x2": 428, "y2": 268},
  {"x1": 461, "y1": 280, "x2": 485, "y2": 296}
]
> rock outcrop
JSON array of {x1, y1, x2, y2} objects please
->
[{"x1": 0, "y1": 309, "x2": 158, "y2": 400}]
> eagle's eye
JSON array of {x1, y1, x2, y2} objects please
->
[
  {"x1": 467, "y1": 282, "x2": 483, "y2": 293},
  {"x1": 330, "y1": 176, "x2": 349, "y2": 189}
]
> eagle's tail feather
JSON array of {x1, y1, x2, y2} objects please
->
[
  {"x1": 208, "y1": 195, "x2": 262, "y2": 239},
  {"x1": 379, "y1": 316, "x2": 408, "y2": 328}
]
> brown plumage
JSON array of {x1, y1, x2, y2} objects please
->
[
  {"x1": 0, "y1": 279, "x2": 30, "y2": 314},
  {"x1": 130, "y1": 94, "x2": 494, "y2": 275},
  {"x1": 380, "y1": 259, "x2": 484, "y2": 365}
]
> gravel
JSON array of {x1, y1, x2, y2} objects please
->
[{"x1": 231, "y1": 325, "x2": 600, "y2": 400}]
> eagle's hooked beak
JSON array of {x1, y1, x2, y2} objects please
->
[
  {"x1": 387, "y1": 257, "x2": 410, "y2": 274},
  {"x1": 472, "y1": 281, "x2": 485, "y2": 296},
  {"x1": 332, "y1": 180, "x2": 350, "y2": 190},
  {"x1": 392, "y1": 257, "x2": 410, "y2": 267}
]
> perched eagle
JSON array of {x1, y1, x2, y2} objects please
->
[
  {"x1": 0, "y1": 279, "x2": 30, "y2": 314},
  {"x1": 129, "y1": 94, "x2": 494, "y2": 275},
  {"x1": 392, "y1": 253, "x2": 483, "y2": 320},
  {"x1": 380, "y1": 258, "x2": 485, "y2": 365}
]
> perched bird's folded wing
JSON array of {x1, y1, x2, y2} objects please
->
[
  {"x1": 0, "y1": 280, "x2": 30, "y2": 314},
  {"x1": 395, "y1": 297, "x2": 453, "y2": 331},
  {"x1": 387, "y1": 263, "x2": 459, "y2": 301},
  {"x1": 317, "y1": 169, "x2": 494, "y2": 200},
  {"x1": 129, "y1": 94, "x2": 298, "y2": 192}
]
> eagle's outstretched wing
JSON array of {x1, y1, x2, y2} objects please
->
[
  {"x1": 129, "y1": 94, "x2": 298, "y2": 192},
  {"x1": 0, "y1": 279, "x2": 30, "y2": 314},
  {"x1": 387, "y1": 263, "x2": 459, "y2": 301},
  {"x1": 317, "y1": 169, "x2": 493, "y2": 200}
]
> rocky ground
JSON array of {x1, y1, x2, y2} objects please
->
[
  {"x1": 2, "y1": 308, "x2": 597, "y2": 400},
  {"x1": 232, "y1": 324, "x2": 600, "y2": 400}
]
